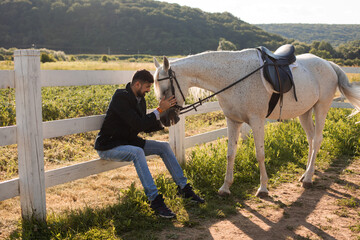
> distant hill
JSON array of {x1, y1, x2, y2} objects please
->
[
  {"x1": 0, "y1": 0, "x2": 285, "y2": 55},
  {"x1": 256, "y1": 24, "x2": 360, "y2": 46}
]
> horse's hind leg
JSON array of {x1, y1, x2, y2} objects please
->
[
  {"x1": 300, "y1": 104, "x2": 329, "y2": 188},
  {"x1": 298, "y1": 109, "x2": 315, "y2": 187},
  {"x1": 218, "y1": 118, "x2": 242, "y2": 196},
  {"x1": 249, "y1": 118, "x2": 268, "y2": 197}
]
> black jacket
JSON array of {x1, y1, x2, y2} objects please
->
[{"x1": 94, "y1": 83, "x2": 163, "y2": 150}]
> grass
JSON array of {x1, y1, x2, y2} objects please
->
[
  {"x1": 336, "y1": 197, "x2": 359, "y2": 208},
  {"x1": 1, "y1": 60, "x2": 360, "y2": 239},
  {"x1": 348, "y1": 73, "x2": 360, "y2": 83},
  {"x1": 5, "y1": 107, "x2": 360, "y2": 239},
  {"x1": 41, "y1": 61, "x2": 156, "y2": 71},
  {"x1": 349, "y1": 224, "x2": 360, "y2": 233},
  {"x1": 0, "y1": 59, "x2": 157, "y2": 71}
]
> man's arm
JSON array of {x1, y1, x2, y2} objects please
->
[{"x1": 111, "y1": 93, "x2": 159, "y2": 132}]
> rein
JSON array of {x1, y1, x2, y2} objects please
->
[{"x1": 158, "y1": 64, "x2": 267, "y2": 115}]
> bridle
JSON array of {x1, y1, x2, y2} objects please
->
[
  {"x1": 157, "y1": 67, "x2": 186, "y2": 113},
  {"x1": 157, "y1": 64, "x2": 267, "y2": 115}
]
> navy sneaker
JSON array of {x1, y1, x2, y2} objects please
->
[
  {"x1": 150, "y1": 194, "x2": 176, "y2": 219},
  {"x1": 178, "y1": 184, "x2": 205, "y2": 204}
]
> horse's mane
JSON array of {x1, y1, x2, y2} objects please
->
[{"x1": 168, "y1": 49, "x2": 255, "y2": 101}]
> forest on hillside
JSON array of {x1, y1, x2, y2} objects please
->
[
  {"x1": 0, "y1": 0, "x2": 285, "y2": 55},
  {"x1": 257, "y1": 24, "x2": 360, "y2": 46}
]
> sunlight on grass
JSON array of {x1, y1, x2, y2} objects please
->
[
  {"x1": 41, "y1": 61, "x2": 156, "y2": 70},
  {"x1": 6, "y1": 108, "x2": 360, "y2": 240},
  {"x1": 2, "y1": 59, "x2": 360, "y2": 239},
  {"x1": 348, "y1": 73, "x2": 360, "y2": 83},
  {"x1": 0, "y1": 60, "x2": 155, "y2": 70}
]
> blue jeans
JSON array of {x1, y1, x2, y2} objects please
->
[{"x1": 97, "y1": 140, "x2": 187, "y2": 201}]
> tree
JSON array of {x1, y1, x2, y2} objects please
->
[
  {"x1": 217, "y1": 38, "x2": 237, "y2": 51},
  {"x1": 309, "y1": 49, "x2": 332, "y2": 59},
  {"x1": 0, "y1": 0, "x2": 285, "y2": 55},
  {"x1": 101, "y1": 55, "x2": 109, "y2": 62},
  {"x1": 293, "y1": 41, "x2": 311, "y2": 54},
  {"x1": 318, "y1": 41, "x2": 337, "y2": 57},
  {"x1": 337, "y1": 40, "x2": 360, "y2": 59},
  {"x1": 309, "y1": 40, "x2": 337, "y2": 58}
]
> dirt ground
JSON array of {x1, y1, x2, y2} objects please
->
[
  {"x1": 0, "y1": 157, "x2": 359, "y2": 240},
  {"x1": 158, "y1": 158, "x2": 360, "y2": 240}
]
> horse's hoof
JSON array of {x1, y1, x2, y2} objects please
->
[
  {"x1": 218, "y1": 189, "x2": 231, "y2": 196},
  {"x1": 302, "y1": 181, "x2": 313, "y2": 189},
  {"x1": 256, "y1": 191, "x2": 269, "y2": 198}
]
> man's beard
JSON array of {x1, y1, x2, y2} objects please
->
[{"x1": 136, "y1": 89, "x2": 146, "y2": 97}]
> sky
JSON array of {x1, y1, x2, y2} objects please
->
[{"x1": 157, "y1": 0, "x2": 360, "y2": 24}]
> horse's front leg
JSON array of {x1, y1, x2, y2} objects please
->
[
  {"x1": 250, "y1": 118, "x2": 269, "y2": 198},
  {"x1": 218, "y1": 118, "x2": 242, "y2": 196}
]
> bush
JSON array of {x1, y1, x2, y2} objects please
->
[
  {"x1": 101, "y1": 55, "x2": 109, "y2": 62},
  {"x1": 69, "y1": 55, "x2": 77, "y2": 61},
  {"x1": 0, "y1": 54, "x2": 4, "y2": 61},
  {"x1": 53, "y1": 51, "x2": 66, "y2": 61},
  {"x1": 217, "y1": 38, "x2": 237, "y2": 51},
  {"x1": 40, "y1": 52, "x2": 56, "y2": 63}
]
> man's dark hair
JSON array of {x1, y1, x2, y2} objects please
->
[{"x1": 131, "y1": 69, "x2": 154, "y2": 85}]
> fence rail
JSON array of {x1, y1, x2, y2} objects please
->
[{"x1": 0, "y1": 49, "x2": 359, "y2": 222}]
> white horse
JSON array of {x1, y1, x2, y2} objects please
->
[{"x1": 153, "y1": 48, "x2": 360, "y2": 197}]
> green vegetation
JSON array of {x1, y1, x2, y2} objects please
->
[
  {"x1": 256, "y1": 24, "x2": 360, "y2": 46},
  {"x1": 1, "y1": 60, "x2": 360, "y2": 239},
  {"x1": 1, "y1": 1, "x2": 359, "y2": 66},
  {"x1": 0, "y1": 0, "x2": 285, "y2": 55},
  {"x1": 0, "y1": 84, "x2": 162, "y2": 126},
  {"x1": 217, "y1": 38, "x2": 237, "y2": 51},
  {"x1": 257, "y1": 24, "x2": 360, "y2": 66},
  {"x1": 7, "y1": 108, "x2": 360, "y2": 239},
  {"x1": 336, "y1": 197, "x2": 359, "y2": 208},
  {"x1": 290, "y1": 40, "x2": 360, "y2": 66}
]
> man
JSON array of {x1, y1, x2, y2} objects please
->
[{"x1": 95, "y1": 69, "x2": 204, "y2": 218}]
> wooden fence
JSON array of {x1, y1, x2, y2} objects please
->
[{"x1": 0, "y1": 49, "x2": 357, "y2": 222}]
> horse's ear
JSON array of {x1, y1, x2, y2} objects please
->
[
  {"x1": 153, "y1": 57, "x2": 160, "y2": 68},
  {"x1": 163, "y1": 56, "x2": 170, "y2": 71}
]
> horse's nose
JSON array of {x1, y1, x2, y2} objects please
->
[
  {"x1": 160, "y1": 108, "x2": 180, "y2": 126},
  {"x1": 160, "y1": 112, "x2": 171, "y2": 127},
  {"x1": 169, "y1": 108, "x2": 180, "y2": 125}
]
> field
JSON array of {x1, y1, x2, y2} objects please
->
[{"x1": 0, "y1": 60, "x2": 360, "y2": 239}]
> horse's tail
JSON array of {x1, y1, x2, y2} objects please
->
[{"x1": 329, "y1": 61, "x2": 360, "y2": 115}]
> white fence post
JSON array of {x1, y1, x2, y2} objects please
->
[
  {"x1": 14, "y1": 49, "x2": 46, "y2": 221},
  {"x1": 169, "y1": 115, "x2": 186, "y2": 164}
]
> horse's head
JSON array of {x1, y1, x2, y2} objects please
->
[{"x1": 153, "y1": 56, "x2": 183, "y2": 127}]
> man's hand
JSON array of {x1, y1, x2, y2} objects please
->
[{"x1": 159, "y1": 96, "x2": 177, "y2": 112}]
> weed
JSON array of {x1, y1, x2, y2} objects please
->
[
  {"x1": 215, "y1": 209, "x2": 226, "y2": 218},
  {"x1": 286, "y1": 225, "x2": 294, "y2": 231},
  {"x1": 2, "y1": 64, "x2": 360, "y2": 239},
  {"x1": 319, "y1": 224, "x2": 332, "y2": 231},
  {"x1": 283, "y1": 211, "x2": 291, "y2": 219},
  {"x1": 326, "y1": 217, "x2": 333, "y2": 223},
  {"x1": 336, "y1": 197, "x2": 359, "y2": 208},
  {"x1": 166, "y1": 233, "x2": 179, "y2": 239},
  {"x1": 343, "y1": 169, "x2": 355, "y2": 174},
  {"x1": 346, "y1": 183, "x2": 360, "y2": 192},
  {"x1": 334, "y1": 208, "x2": 350, "y2": 217},
  {"x1": 349, "y1": 224, "x2": 360, "y2": 233}
]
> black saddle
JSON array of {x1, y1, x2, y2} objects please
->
[{"x1": 257, "y1": 44, "x2": 297, "y2": 119}]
